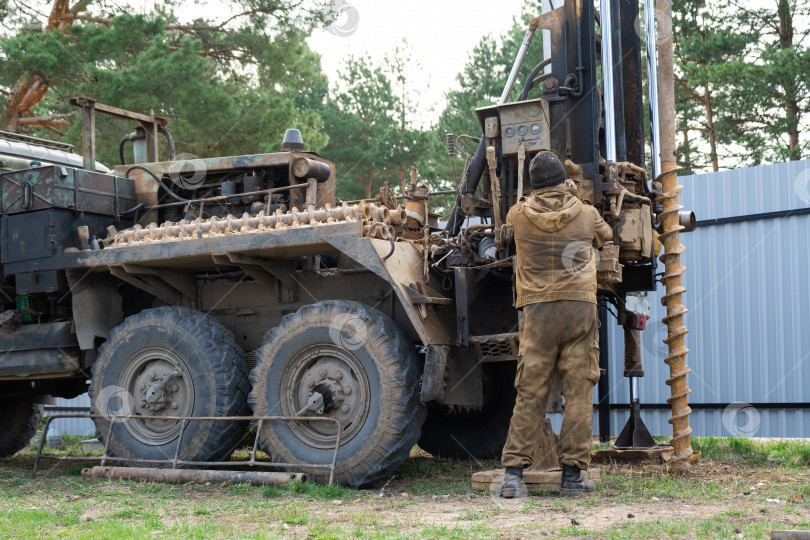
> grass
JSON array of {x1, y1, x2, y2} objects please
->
[
  {"x1": 692, "y1": 437, "x2": 810, "y2": 467},
  {"x1": 1, "y1": 437, "x2": 808, "y2": 538}
]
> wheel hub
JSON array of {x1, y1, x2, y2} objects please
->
[
  {"x1": 282, "y1": 345, "x2": 370, "y2": 448},
  {"x1": 119, "y1": 348, "x2": 194, "y2": 446}
]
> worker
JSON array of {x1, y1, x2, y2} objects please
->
[{"x1": 498, "y1": 151, "x2": 613, "y2": 498}]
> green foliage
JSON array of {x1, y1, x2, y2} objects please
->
[
  {"x1": 722, "y1": 0, "x2": 810, "y2": 163},
  {"x1": 1, "y1": 0, "x2": 807, "y2": 207},
  {"x1": 691, "y1": 436, "x2": 810, "y2": 467},
  {"x1": 672, "y1": 0, "x2": 758, "y2": 172},
  {"x1": 674, "y1": 0, "x2": 810, "y2": 169},
  {"x1": 321, "y1": 44, "x2": 435, "y2": 201},
  {"x1": 0, "y1": 2, "x2": 331, "y2": 165},
  {"x1": 437, "y1": 2, "x2": 544, "y2": 138}
]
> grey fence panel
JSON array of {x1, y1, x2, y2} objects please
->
[
  {"x1": 48, "y1": 394, "x2": 95, "y2": 437},
  {"x1": 603, "y1": 159, "x2": 810, "y2": 438}
]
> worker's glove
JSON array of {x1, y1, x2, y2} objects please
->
[{"x1": 564, "y1": 159, "x2": 584, "y2": 184}]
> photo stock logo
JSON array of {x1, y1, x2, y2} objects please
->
[
  {"x1": 488, "y1": 472, "x2": 529, "y2": 509},
  {"x1": 166, "y1": 152, "x2": 207, "y2": 190},
  {"x1": 562, "y1": 240, "x2": 600, "y2": 278},
  {"x1": 329, "y1": 312, "x2": 370, "y2": 351},
  {"x1": 792, "y1": 166, "x2": 810, "y2": 206},
  {"x1": 326, "y1": 1, "x2": 360, "y2": 38},
  {"x1": 722, "y1": 402, "x2": 761, "y2": 437},
  {"x1": 95, "y1": 384, "x2": 135, "y2": 427}
]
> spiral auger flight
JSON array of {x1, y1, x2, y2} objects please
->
[{"x1": 657, "y1": 166, "x2": 694, "y2": 473}]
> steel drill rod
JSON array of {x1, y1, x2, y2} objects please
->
[
  {"x1": 148, "y1": 182, "x2": 308, "y2": 209},
  {"x1": 600, "y1": 0, "x2": 618, "y2": 162},
  {"x1": 82, "y1": 466, "x2": 306, "y2": 486},
  {"x1": 645, "y1": 0, "x2": 662, "y2": 178}
]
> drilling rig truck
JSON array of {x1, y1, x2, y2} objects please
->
[{"x1": 0, "y1": 0, "x2": 694, "y2": 485}]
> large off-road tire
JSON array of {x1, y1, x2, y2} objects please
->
[
  {"x1": 418, "y1": 362, "x2": 517, "y2": 460},
  {"x1": 0, "y1": 398, "x2": 43, "y2": 458},
  {"x1": 249, "y1": 300, "x2": 425, "y2": 487},
  {"x1": 89, "y1": 307, "x2": 250, "y2": 465}
]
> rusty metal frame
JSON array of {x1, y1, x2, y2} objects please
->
[
  {"x1": 33, "y1": 413, "x2": 342, "y2": 487},
  {"x1": 470, "y1": 332, "x2": 520, "y2": 362},
  {"x1": 70, "y1": 97, "x2": 169, "y2": 169}
]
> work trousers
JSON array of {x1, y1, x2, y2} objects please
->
[{"x1": 501, "y1": 300, "x2": 600, "y2": 470}]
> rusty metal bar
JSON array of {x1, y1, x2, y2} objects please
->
[
  {"x1": 145, "y1": 182, "x2": 308, "y2": 210},
  {"x1": 82, "y1": 466, "x2": 305, "y2": 486},
  {"x1": 101, "y1": 415, "x2": 114, "y2": 468},
  {"x1": 344, "y1": 189, "x2": 457, "y2": 205},
  {"x1": 80, "y1": 101, "x2": 95, "y2": 172},
  {"x1": 171, "y1": 418, "x2": 188, "y2": 469},
  {"x1": 70, "y1": 97, "x2": 168, "y2": 127},
  {"x1": 33, "y1": 414, "x2": 342, "y2": 486},
  {"x1": 250, "y1": 419, "x2": 264, "y2": 466}
]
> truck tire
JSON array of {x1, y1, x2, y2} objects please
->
[
  {"x1": 0, "y1": 399, "x2": 43, "y2": 458},
  {"x1": 89, "y1": 307, "x2": 250, "y2": 465},
  {"x1": 249, "y1": 300, "x2": 425, "y2": 486},
  {"x1": 418, "y1": 362, "x2": 516, "y2": 460}
]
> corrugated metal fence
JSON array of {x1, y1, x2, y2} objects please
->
[
  {"x1": 592, "y1": 159, "x2": 810, "y2": 438},
  {"x1": 47, "y1": 394, "x2": 94, "y2": 437}
]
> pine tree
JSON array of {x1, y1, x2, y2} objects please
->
[
  {"x1": 0, "y1": 1, "x2": 333, "y2": 163},
  {"x1": 726, "y1": 0, "x2": 810, "y2": 163},
  {"x1": 672, "y1": 0, "x2": 757, "y2": 171}
]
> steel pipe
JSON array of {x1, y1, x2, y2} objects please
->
[
  {"x1": 600, "y1": 0, "x2": 617, "y2": 162},
  {"x1": 82, "y1": 466, "x2": 306, "y2": 486},
  {"x1": 500, "y1": 26, "x2": 537, "y2": 104},
  {"x1": 645, "y1": 0, "x2": 662, "y2": 179}
]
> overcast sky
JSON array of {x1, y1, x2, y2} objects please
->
[
  {"x1": 147, "y1": 0, "x2": 785, "y2": 131},
  {"x1": 306, "y1": 0, "x2": 528, "y2": 123}
]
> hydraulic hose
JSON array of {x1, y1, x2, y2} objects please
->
[
  {"x1": 119, "y1": 135, "x2": 130, "y2": 166},
  {"x1": 444, "y1": 137, "x2": 488, "y2": 235},
  {"x1": 124, "y1": 165, "x2": 189, "y2": 203},
  {"x1": 518, "y1": 59, "x2": 552, "y2": 101},
  {"x1": 119, "y1": 127, "x2": 175, "y2": 165}
]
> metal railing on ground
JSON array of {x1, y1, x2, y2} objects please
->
[{"x1": 33, "y1": 414, "x2": 342, "y2": 486}]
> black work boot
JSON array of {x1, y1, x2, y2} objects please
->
[
  {"x1": 498, "y1": 466, "x2": 524, "y2": 499},
  {"x1": 560, "y1": 464, "x2": 595, "y2": 497}
]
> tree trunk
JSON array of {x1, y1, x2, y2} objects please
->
[
  {"x1": 398, "y1": 162, "x2": 406, "y2": 195},
  {"x1": 363, "y1": 164, "x2": 373, "y2": 199},
  {"x1": 680, "y1": 128, "x2": 693, "y2": 174},
  {"x1": 777, "y1": 0, "x2": 800, "y2": 160},
  {"x1": 0, "y1": 0, "x2": 86, "y2": 131},
  {"x1": 702, "y1": 84, "x2": 719, "y2": 172}
]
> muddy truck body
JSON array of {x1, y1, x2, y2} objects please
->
[{"x1": 0, "y1": 2, "x2": 693, "y2": 485}]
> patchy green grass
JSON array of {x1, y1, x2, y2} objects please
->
[
  {"x1": 1, "y1": 438, "x2": 809, "y2": 538},
  {"x1": 692, "y1": 437, "x2": 810, "y2": 467}
]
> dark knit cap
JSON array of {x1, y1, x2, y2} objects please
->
[{"x1": 529, "y1": 151, "x2": 566, "y2": 189}]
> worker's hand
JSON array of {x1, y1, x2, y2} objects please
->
[{"x1": 564, "y1": 159, "x2": 584, "y2": 184}]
